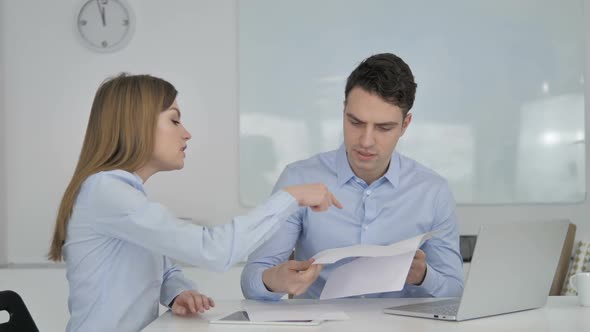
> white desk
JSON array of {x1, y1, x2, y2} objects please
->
[{"x1": 144, "y1": 296, "x2": 589, "y2": 331}]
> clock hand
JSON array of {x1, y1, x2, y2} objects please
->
[{"x1": 96, "y1": 0, "x2": 106, "y2": 27}]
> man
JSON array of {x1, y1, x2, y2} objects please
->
[{"x1": 241, "y1": 53, "x2": 464, "y2": 300}]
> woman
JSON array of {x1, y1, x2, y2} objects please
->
[{"x1": 48, "y1": 74, "x2": 341, "y2": 332}]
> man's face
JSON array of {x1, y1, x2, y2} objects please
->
[{"x1": 343, "y1": 87, "x2": 411, "y2": 184}]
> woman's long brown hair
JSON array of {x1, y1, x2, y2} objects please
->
[{"x1": 48, "y1": 74, "x2": 177, "y2": 261}]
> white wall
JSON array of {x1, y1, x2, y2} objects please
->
[
  {"x1": 0, "y1": 0, "x2": 6, "y2": 265},
  {"x1": 454, "y1": 5, "x2": 590, "y2": 238},
  {"x1": 239, "y1": 0, "x2": 586, "y2": 206},
  {"x1": 1, "y1": 0, "x2": 590, "y2": 258},
  {"x1": 2, "y1": 0, "x2": 589, "y2": 265},
  {"x1": 0, "y1": 0, "x2": 588, "y2": 258},
  {"x1": 3, "y1": 0, "x2": 250, "y2": 263}
]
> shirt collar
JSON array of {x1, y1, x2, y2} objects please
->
[
  {"x1": 105, "y1": 169, "x2": 147, "y2": 195},
  {"x1": 130, "y1": 172, "x2": 147, "y2": 195},
  {"x1": 335, "y1": 144, "x2": 401, "y2": 188},
  {"x1": 384, "y1": 152, "x2": 401, "y2": 188},
  {"x1": 336, "y1": 144, "x2": 356, "y2": 187}
]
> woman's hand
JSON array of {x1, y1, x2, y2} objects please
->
[
  {"x1": 171, "y1": 290, "x2": 215, "y2": 315},
  {"x1": 283, "y1": 183, "x2": 343, "y2": 212}
]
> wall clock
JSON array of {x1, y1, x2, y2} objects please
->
[{"x1": 75, "y1": 0, "x2": 135, "y2": 53}]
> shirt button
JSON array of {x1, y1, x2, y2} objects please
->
[
  {"x1": 362, "y1": 225, "x2": 368, "y2": 230},
  {"x1": 365, "y1": 190, "x2": 372, "y2": 196}
]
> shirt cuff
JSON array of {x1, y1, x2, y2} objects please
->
[
  {"x1": 410, "y1": 263, "x2": 440, "y2": 296},
  {"x1": 405, "y1": 263, "x2": 440, "y2": 297},
  {"x1": 243, "y1": 265, "x2": 286, "y2": 301},
  {"x1": 161, "y1": 276, "x2": 197, "y2": 308}
]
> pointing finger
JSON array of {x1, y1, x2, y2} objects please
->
[{"x1": 331, "y1": 193, "x2": 343, "y2": 209}]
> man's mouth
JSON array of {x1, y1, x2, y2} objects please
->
[{"x1": 356, "y1": 149, "x2": 374, "y2": 155}]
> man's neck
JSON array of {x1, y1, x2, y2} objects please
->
[{"x1": 352, "y1": 163, "x2": 391, "y2": 186}]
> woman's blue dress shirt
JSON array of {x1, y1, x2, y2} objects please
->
[{"x1": 63, "y1": 170, "x2": 297, "y2": 331}]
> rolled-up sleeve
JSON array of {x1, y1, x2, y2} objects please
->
[
  {"x1": 89, "y1": 174, "x2": 298, "y2": 272},
  {"x1": 160, "y1": 257, "x2": 196, "y2": 307},
  {"x1": 241, "y1": 165, "x2": 306, "y2": 300},
  {"x1": 404, "y1": 181, "x2": 464, "y2": 297}
]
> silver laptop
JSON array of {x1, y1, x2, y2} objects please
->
[{"x1": 384, "y1": 220, "x2": 569, "y2": 321}]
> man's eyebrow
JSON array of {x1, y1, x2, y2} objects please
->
[
  {"x1": 345, "y1": 112, "x2": 399, "y2": 126},
  {"x1": 375, "y1": 121, "x2": 399, "y2": 127},
  {"x1": 345, "y1": 112, "x2": 365, "y2": 123}
]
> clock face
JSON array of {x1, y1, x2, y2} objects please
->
[{"x1": 76, "y1": 0, "x2": 135, "y2": 52}]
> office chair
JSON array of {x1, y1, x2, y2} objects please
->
[
  {"x1": 0, "y1": 290, "x2": 39, "y2": 332},
  {"x1": 288, "y1": 250, "x2": 296, "y2": 299},
  {"x1": 550, "y1": 222, "x2": 576, "y2": 295}
]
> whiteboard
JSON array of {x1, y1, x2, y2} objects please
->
[{"x1": 239, "y1": 0, "x2": 586, "y2": 206}]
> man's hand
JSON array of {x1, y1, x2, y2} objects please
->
[
  {"x1": 262, "y1": 259, "x2": 323, "y2": 296},
  {"x1": 406, "y1": 249, "x2": 427, "y2": 285},
  {"x1": 171, "y1": 290, "x2": 215, "y2": 316},
  {"x1": 283, "y1": 183, "x2": 343, "y2": 212}
]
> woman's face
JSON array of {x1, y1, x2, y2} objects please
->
[{"x1": 148, "y1": 99, "x2": 192, "y2": 173}]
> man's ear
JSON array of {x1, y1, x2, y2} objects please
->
[{"x1": 401, "y1": 112, "x2": 412, "y2": 135}]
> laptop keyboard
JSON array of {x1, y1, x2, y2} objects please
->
[{"x1": 389, "y1": 299, "x2": 460, "y2": 316}]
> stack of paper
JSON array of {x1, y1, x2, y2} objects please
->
[
  {"x1": 244, "y1": 301, "x2": 349, "y2": 322},
  {"x1": 311, "y1": 231, "x2": 435, "y2": 299}
]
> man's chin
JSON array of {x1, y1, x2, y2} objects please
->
[
  {"x1": 352, "y1": 161, "x2": 376, "y2": 174},
  {"x1": 353, "y1": 158, "x2": 376, "y2": 168}
]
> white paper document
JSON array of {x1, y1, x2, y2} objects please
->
[
  {"x1": 311, "y1": 231, "x2": 435, "y2": 299},
  {"x1": 243, "y1": 301, "x2": 350, "y2": 322}
]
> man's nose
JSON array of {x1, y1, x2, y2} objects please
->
[{"x1": 360, "y1": 127, "x2": 375, "y2": 147}]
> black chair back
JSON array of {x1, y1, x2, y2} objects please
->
[{"x1": 0, "y1": 290, "x2": 39, "y2": 332}]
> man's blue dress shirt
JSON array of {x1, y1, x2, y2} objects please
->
[{"x1": 241, "y1": 145, "x2": 463, "y2": 300}]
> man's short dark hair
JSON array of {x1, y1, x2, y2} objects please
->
[{"x1": 345, "y1": 53, "x2": 417, "y2": 116}]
